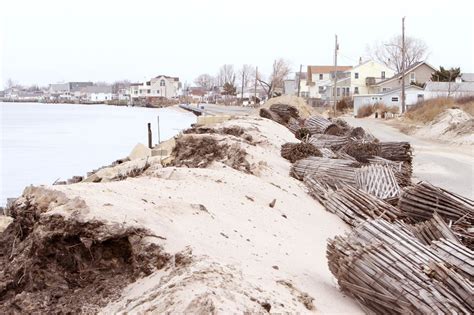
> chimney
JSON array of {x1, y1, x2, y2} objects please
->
[{"x1": 359, "y1": 57, "x2": 363, "y2": 65}]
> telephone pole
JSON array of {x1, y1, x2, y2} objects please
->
[
  {"x1": 333, "y1": 34, "x2": 338, "y2": 115},
  {"x1": 254, "y1": 66, "x2": 258, "y2": 104},
  {"x1": 297, "y1": 64, "x2": 302, "y2": 97},
  {"x1": 241, "y1": 71, "x2": 245, "y2": 105},
  {"x1": 401, "y1": 17, "x2": 406, "y2": 113}
]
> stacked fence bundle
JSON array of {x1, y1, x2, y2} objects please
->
[
  {"x1": 287, "y1": 117, "x2": 303, "y2": 134},
  {"x1": 291, "y1": 156, "x2": 360, "y2": 181},
  {"x1": 324, "y1": 185, "x2": 402, "y2": 226},
  {"x1": 259, "y1": 108, "x2": 285, "y2": 125},
  {"x1": 431, "y1": 238, "x2": 473, "y2": 280},
  {"x1": 379, "y1": 141, "x2": 413, "y2": 163},
  {"x1": 355, "y1": 164, "x2": 400, "y2": 200},
  {"x1": 304, "y1": 116, "x2": 342, "y2": 135},
  {"x1": 303, "y1": 174, "x2": 338, "y2": 204},
  {"x1": 319, "y1": 148, "x2": 337, "y2": 159},
  {"x1": 367, "y1": 156, "x2": 412, "y2": 187},
  {"x1": 280, "y1": 142, "x2": 322, "y2": 163},
  {"x1": 327, "y1": 219, "x2": 473, "y2": 314},
  {"x1": 398, "y1": 181, "x2": 473, "y2": 248},
  {"x1": 308, "y1": 134, "x2": 351, "y2": 150},
  {"x1": 269, "y1": 104, "x2": 299, "y2": 121},
  {"x1": 407, "y1": 214, "x2": 462, "y2": 246},
  {"x1": 341, "y1": 141, "x2": 381, "y2": 163}
]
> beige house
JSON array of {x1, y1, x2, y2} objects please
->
[
  {"x1": 375, "y1": 61, "x2": 437, "y2": 93},
  {"x1": 130, "y1": 75, "x2": 181, "y2": 101},
  {"x1": 306, "y1": 65, "x2": 352, "y2": 98},
  {"x1": 326, "y1": 60, "x2": 396, "y2": 101}
]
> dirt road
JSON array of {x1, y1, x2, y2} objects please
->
[{"x1": 344, "y1": 117, "x2": 474, "y2": 199}]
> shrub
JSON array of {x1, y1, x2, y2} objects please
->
[
  {"x1": 357, "y1": 104, "x2": 374, "y2": 118},
  {"x1": 336, "y1": 97, "x2": 353, "y2": 112}
]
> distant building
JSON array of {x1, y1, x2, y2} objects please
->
[
  {"x1": 375, "y1": 62, "x2": 436, "y2": 93},
  {"x1": 81, "y1": 85, "x2": 113, "y2": 102},
  {"x1": 353, "y1": 85, "x2": 426, "y2": 116},
  {"x1": 307, "y1": 65, "x2": 353, "y2": 99},
  {"x1": 424, "y1": 81, "x2": 474, "y2": 99},
  {"x1": 48, "y1": 82, "x2": 93, "y2": 100},
  {"x1": 129, "y1": 75, "x2": 181, "y2": 103}
]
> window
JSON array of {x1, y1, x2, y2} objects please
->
[
  {"x1": 319, "y1": 74, "x2": 323, "y2": 80},
  {"x1": 410, "y1": 72, "x2": 416, "y2": 83},
  {"x1": 134, "y1": 91, "x2": 138, "y2": 94},
  {"x1": 146, "y1": 81, "x2": 151, "y2": 86},
  {"x1": 382, "y1": 88, "x2": 389, "y2": 92},
  {"x1": 318, "y1": 86, "x2": 324, "y2": 93},
  {"x1": 381, "y1": 71, "x2": 386, "y2": 79},
  {"x1": 160, "y1": 80, "x2": 166, "y2": 86},
  {"x1": 346, "y1": 87, "x2": 350, "y2": 95},
  {"x1": 147, "y1": 89, "x2": 151, "y2": 94},
  {"x1": 354, "y1": 72, "x2": 359, "y2": 79},
  {"x1": 337, "y1": 87, "x2": 340, "y2": 96},
  {"x1": 354, "y1": 87, "x2": 359, "y2": 94},
  {"x1": 391, "y1": 97, "x2": 399, "y2": 102}
]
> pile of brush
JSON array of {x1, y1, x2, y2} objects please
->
[{"x1": 280, "y1": 142, "x2": 322, "y2": 163}]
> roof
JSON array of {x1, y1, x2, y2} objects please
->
[
  {"x1": 155, "y1": 75, "x2": 179, "y2": 81},
  {"x1": 308, "y1": 65, "x2": 352, "y2": 74},
  {"x1": 375, "y1": 61, "x2": 437, "y2": 86},
  {"x1": 425, "y1": 81, "x2": 474, "y2": 93},
  {"x1": 461, "y1": 73, "x2": 474, "y2": 82},
  {"x1": 81, "y1": 85, "x2": 112, "y2": 93}
]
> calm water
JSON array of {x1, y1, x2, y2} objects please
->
[{"x1": 0, "y1": 102, "x2": 196, "y2": 205}]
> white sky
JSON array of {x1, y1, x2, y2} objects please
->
[{"x1": 1, "y1": 0, "x2": 473, "y2": 89}]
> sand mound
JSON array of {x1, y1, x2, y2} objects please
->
[
  {"x1": 263, "y1": 95, "x2": 314, "y2": 118},
  {"x1": 416, "y1": 108, "x2": 474, "y2": 144},
  {"x1": 0, "y1": 188, "x2": 170, "y2": 314}
]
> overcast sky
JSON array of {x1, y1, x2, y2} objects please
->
[{"x1": 1, "y1": 0, "x2": 473, "y2": 89}]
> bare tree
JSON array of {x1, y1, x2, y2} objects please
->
[
  {"x1": 217, "y1": 64, "x2": 236, "y2": 87},
  {"x1": 5, "y1": 78, "x2": 17, "y2": 89},
  {"x1": 257, "y1": 58, "x2": 291, "y2": 99},
  {"x1": 368, "y1": 35, "x2": 428, "y2": 72},
  {"x1": 194, "y1": 74, "x2": 215, "y2": 90},
  {"x1": 238, "y1": 64, "x2": 255, "y2": 89}
]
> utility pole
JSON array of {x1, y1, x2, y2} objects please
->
[
  {"x1": 254, "y1": 66, "x2": 258, "y2": 105},
  {"x1": 241, "y1": 70, "x2": 245, "y2": 105},
  {"x1": 401, "y1": 17, "x2": 406, "y2": 113},
  {"x1": 333, "y1": 34, "x2": 338, "y2": 116},
  {"x1": 297, "y1": 64, "x2": 302, "y2": 97}
]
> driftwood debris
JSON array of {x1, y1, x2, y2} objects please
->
[
  {"x1": 355, "y1": 164, "x2": 400, "y2": 200},
  {"x1": 269, "y1": 104, "x2": 299, "y2": 121},
  {"x1": 327, "y1": 219, "x2": 473, "y2": 314},
  {"x1": 280, "y1": 142, "x2": 322, "y2": 163}
]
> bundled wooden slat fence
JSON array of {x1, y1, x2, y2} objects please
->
[
  {"x1": 304, "y1": 116, "x2": 342, "y2": 135},
  {"x1": 324, "y1": 185, "x2": 402, "y2": 226},
  {"x1": 379, "y1": 141, "x2": 413, "y2": 162},
  {"x1": 355, "y1": 164, "x2": 400, "y2": 200},
  {"x1": 290, "y1": 156, "x2": 360, "y2": 181},
  {"x1": 398, "y1": 182, "x2": 473, "y2": 248},
  {"x1": 407, "y1": 214, "x2": 462, "y2": 246},
  {"x1": 269, "y1": 104, "x2": 299, "y2": 121},
  {"x1": 398, "y1": 181, "x2": 474, "y2": 223},
  {"x1": 280, "y1": 142, "x2": 321, "y2": 163},
  {"x1": 319, "y1": 148, "x2": 337, "y2": 159},
  {"x1": 430, "y1": 238, "x2": 473, "y2": 280},
  {"x1": 308, "y1": 134, "x2": 351, "y2": 150},
  {"x1": 327, "y1": 219, "x2": 473, "y2": 314},
  {"x1": 367, "y1": 156, "x2": 412, "y2": 187}
]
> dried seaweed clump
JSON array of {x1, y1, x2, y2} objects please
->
[
  {"x1": 281, "y1": 142, "x2": 322, "y2": 163},
  {"x1": 295, "y1": 128, "x2": 311, "y2": 140},
  {"x1": 171, "y1": 135, "x2": 251, "y2": 173}
]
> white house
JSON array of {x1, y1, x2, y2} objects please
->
[
  {"x1": 326, "y1": 60, "x2": 396, "y2": 102},
  {"x1": 353, "y1": 85, "x2": 425, "y2": 116},
  {"x1": 130, "y1": 75, "x2": 181, "y2": 102},
  {"x1": 81, "y1": 86, "x2": 113, "y2": 102},
  {"x1": 306, "y1": 65, "x2": 353, "y2": 99}
]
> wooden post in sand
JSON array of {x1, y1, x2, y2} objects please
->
[{"x1": 147, "y1": 123, "x2": 152, "y2": 149}]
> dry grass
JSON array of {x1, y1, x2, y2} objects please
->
[
  {"x1": 405, "y1": 97, "x2": 474, "y2": 123},
  {"x1": 357, "y1": 105, "x2": 374, "y2": 118}
]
